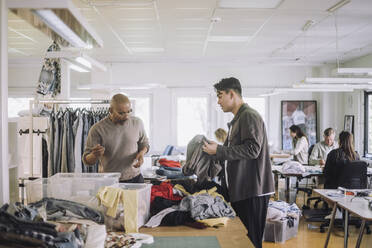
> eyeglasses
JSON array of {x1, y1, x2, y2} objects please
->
[{"x1": 116, "y1": 109, "x2": 132, "y2": 115}]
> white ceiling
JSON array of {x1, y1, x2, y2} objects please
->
[{"x1": 7, "y1": 0, "x2": 372, "y2": 65}]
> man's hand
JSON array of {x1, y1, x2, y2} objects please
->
[
  {"x1": 319, "y1": 159, "x2": 325, "y2": 166},
  {"x1": 133, "y1": 149, "x2": 146, "y2": 168},
  {"x1": 85, "y1": 144, "x2": 105, "y2": 165},
  {"x1": 202, "y1": 140, "x2": 218, "y2": 155},
  {"x1": 91, "y1": 144, "x2": 105, "y2": 158}
]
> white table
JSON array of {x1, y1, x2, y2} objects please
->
[
  {"x1": 272, "y1": 165, "x2": 323, "y2": 202},
  {"x1": 314, "y1": 189, "x2": 372, "y2": 248}
]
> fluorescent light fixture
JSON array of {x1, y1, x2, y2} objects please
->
[
  {"x1": 302, "y1": 20, "x2": 315, "y2": 32},
  {"x1": 69, "y1": 64, "x2": 89, "y2": 73},
  {"x1": 293, "y1": 83, "x2": 353, "y2": 89},
  {"x1": 327, "y1": 0, "x2": 351, "y2": 13},
  {"x1": 33, "y1": 9, "x2": 89, "y2": 48},
  {"x1": 9, "y1": 0, "x2": 103, "y2": 48},
  {"x1": 337, "y1": 68, "x2": 372, "y2": 75},
  {"x1": 275, "y1": 88, "x2": 354, "y2": 92},
  {"x1": 131, "y1": 47, "x2": 164, "y2": 53},
  {"x1": 305, "y1": 77, "x2": 372, "y2": 84},
  {"x1": 75, "y1": 57, "x2": 92, "y2": 69},
  {"x1": 259, "y1": 91, "x2": 281, "y2": 97},
  {"x1": 46, "y1": 51, "x2": 107, "y2": 71},
  {"x1": 218, "y1": 0, "x2": 283, "y2": 9},
  {"x1": 207, "y1": 36, "x2": 251, "y2": 42}
]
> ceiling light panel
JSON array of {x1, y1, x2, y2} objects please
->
[
  {"x1": 279, "y1": 0, "x2": 343, "y2": 11},
  {"x1": 218, "y1": 0, "x2": 283, "y2": 9}
]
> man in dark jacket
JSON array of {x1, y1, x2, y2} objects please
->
[{"x1": 203, "y1": 77, "x2": 274, "y2": 248}]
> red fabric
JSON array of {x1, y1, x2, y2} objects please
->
[
  {"x1": 151, "y1": 182, "x2": 183, "y2": 203},
  {"x1": 158, "y1": 158, "x2": 181, "y2": 168}
]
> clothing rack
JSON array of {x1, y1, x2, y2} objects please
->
[{"x1": 28, "y1": 99, "x2": 110, "y2": 177}]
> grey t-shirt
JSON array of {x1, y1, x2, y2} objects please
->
[{"x1": 82, "y1": 116, "x2": 149, "y2": 180}]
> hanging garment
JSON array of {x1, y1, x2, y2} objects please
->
[
  {"x1": 182, "y1": 135, "x2": 222, "y2": 183},
  {"x1": 36, "y1": 42, "x2": 61, "y2": 97}
]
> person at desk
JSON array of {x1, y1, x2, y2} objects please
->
[
  {"x1": 202, "y1": 77, "x2": 274, "y2": 248},
  {"x1": 309, "y1": 127, "x2": 338, "y2": 166},
  {"x1": 288, "y1": 124, "x2": 309, "y2": 164},
  {"x1": 83, "y1": 93, "x2": 149, "y2": 183},
  {"x1": 324, "y1": 131, "x2": 359, "y2": 189}
]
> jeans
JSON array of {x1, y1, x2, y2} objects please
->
[
  {"x1": 29, "y1": 198, "x2": 104, "y2": 224},
  {"x1": 156, "y1": 167, "x2": 185, "y2": 179}
]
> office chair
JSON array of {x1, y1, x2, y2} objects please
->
[
  {"x1": 320, "y1": 160, "x2": 371, "y2": 234},
  {"x1": 296, "y1": 144, "x2": 317, "y2": 208}
]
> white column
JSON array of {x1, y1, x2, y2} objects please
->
[
  {"x1": 0, "y1": 0, "x2": 9, "y2": 205},
  {"x1": 59, "y1": 60, "x2": 71, "y2": 99}
]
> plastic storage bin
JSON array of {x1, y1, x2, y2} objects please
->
[
  {"x1": 118, "y1": 183, "x2": 151, "y2": 233},
  {"x1": 263, "y1": 217, "x2": 299, "y2": 243},
  {"x1": 26, "y1": 173, "x2": 120, "y2": 205}
]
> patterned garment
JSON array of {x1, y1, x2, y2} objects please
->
[
  {"x1": 105, "y1": 232, "x2": 137, "y2": 248},
  {"x1": 36, "y1": 41, "x2": 61, "y2": 97}
]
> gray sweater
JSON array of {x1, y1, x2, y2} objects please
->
[{"x1": 83, "y1": 116, "x2": 149, "y2": 180}]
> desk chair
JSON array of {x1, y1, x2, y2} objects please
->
[
  {"x1": 305, "y1": 160, "x2": 371, "y2": 234},
  {"x1": 295, "y1": 144, "x2": 317, "y2": 207}
]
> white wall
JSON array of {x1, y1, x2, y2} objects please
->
[{"x1": 8, "y1": 61, "x2": 353, "y2": 153}]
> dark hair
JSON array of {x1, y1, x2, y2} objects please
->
[
  {"x1": 289, "y1": 125, "x2": 307, "y2": 140},
  {"x1": 324, "y1": 127, "x2": 335, "y2": 136},
  {"x1": 339, "y1": 131, "x2": 357, "y2": 161},
  {"x1": 213, "y1": 77, "x2": 242, "y2": 96}
]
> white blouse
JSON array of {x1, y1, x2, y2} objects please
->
[{"x1": 290, "y1": 136, "x2": 309, "y2": 164}]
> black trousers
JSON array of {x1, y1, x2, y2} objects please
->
[
  {"x1": 231, "y1": 195, "x2": 270, "y2": 248},
  {"x1": 119, "y1": 174, "x2": 144, "y2": 183}
]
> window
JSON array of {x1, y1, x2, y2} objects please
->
[
  {"x1": 364, "y1": 92, "x2": 372, "y2": 155},
  {"x1": 176, "y1": 97, "x2": 209, "y2": 146},
  {"x1": 8, "y1": 97, "x2": 34, "y2": 118},
  {"x1": 131, "y1": 97, "x2": 151, "y2": 139},
  {"x1": 243, "y1": 97, "x2": 266, "y2": 123}
]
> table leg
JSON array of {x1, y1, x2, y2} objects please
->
[
  {"x1": 324, "y1": 203, "x2": 337, "y2": 248},
  {"x1": 355, "y1": 219, "x2": 366, "y2": 248},
  {"x1": 285, "y1": 177, "x2": 290, "y2": 203},
  {"x1": 274, "y1": 173, "x2": 279, "y2": 200},
  {"x1": 344, "y1": 209, "x2": 349, "y2": 248}
]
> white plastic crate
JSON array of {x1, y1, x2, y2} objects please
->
[
  {"x1": 263, "y1": 217, "x2": 299, "y2": 243},
  {"x1": 118, "y1": 183, "x2": 152, "y2": 233},
  {"x1": 26, "y1": 173, "x2": 120, "y2": 204}
]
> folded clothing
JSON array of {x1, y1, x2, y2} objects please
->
[
  {"x1": 156, "y1": 167, "x2": 185, "y2": 179},
  {"x1": 160, "y1": 165, "x2": 182, "y2": 171},
  {"x1": 151, "y1": 182, "x2": 183, "y2": 203},
  {"x1": 29, "y1": 197, "x2": 104, "y2": 224},
  {"x1": 158, "y1": 158, "x2": 181, "y2": 168},
  {"x1": 282, "y1": 161, "x2": 305, "y2": 174}
]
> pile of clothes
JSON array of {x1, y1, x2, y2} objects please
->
[
  {"x1": 264, "y1": 200, "x2": 301, "y2": 243},
  {"x1": 145, "y1": 181, "x2": 235, "y2": 229},
  {"x1": 0, "y1": 199, "x2": 105, "y2": 248}
]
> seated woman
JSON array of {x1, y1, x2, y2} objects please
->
[
  {"x1": 324, "y1": 131, "x2": 359, "y2": 189},
  {"x1": 288, "y1": 124, "x2": 309, "y2": 164}
]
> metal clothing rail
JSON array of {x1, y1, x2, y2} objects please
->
[{"x1": 28, "y1": 99, "x2": 110, "y2": 177}]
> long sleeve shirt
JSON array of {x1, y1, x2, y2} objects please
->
[
  {"x1": 290, "y1": 136, "x2": 309, "y2": 164},
  {"x1": 83, "y1": 116, "x2": 149, "y2": 180},
  {"x1": 309, "y1": 141, "x2": 338, "y2": 165}
]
